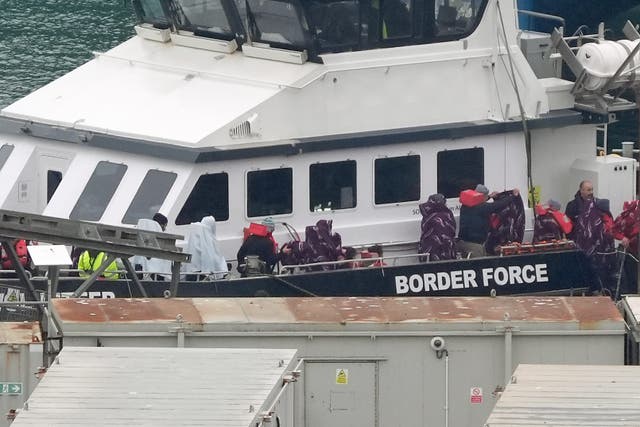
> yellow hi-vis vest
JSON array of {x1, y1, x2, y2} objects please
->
[{"x1": 78, "y1": 251, "x2": 119, "y2": 279}]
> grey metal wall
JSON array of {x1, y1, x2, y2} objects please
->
[{"x1": 62, "y1": 330, "x2": 622, "y2": 427}]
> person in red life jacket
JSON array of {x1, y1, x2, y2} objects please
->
[
  {"x1": 457, "y1": 184, "x2": 520, "y2": 258},
  {"x1": 565, "y1": 180, "x2": 594, "y2": 240},
  {"x1": 613, "y1": 200, "x2": 640, "y2": 255},
  {"x1": 1, "y1": 239, "x2": 29, "y2": 270},
  {"x1": 237, "y1": 218, "x2": 278, "y2": 275},
  {"x1": 533, "y1": 199, "x2": 573, "y2": 243},
  {"x1": 611, "y1": 200, "x2": 640, "y2": 295}
]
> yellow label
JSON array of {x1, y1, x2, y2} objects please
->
[
  {"x1": 528, "y1": 185, "x2": 541, "y2": 207},
  {"x1": 336, "y1": 369, "x2": 348, "y2": 385}
]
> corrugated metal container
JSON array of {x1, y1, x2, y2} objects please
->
[
  {"x1": 11, "y1": 346, "x2": 298, "y2": 427},
  {"x1": 54, "y1": 296, "x2": 625, "y2": 427},
  {"x1": 620, "y1": 295, "x2": 640, "y2": 364},
  {"x1": 485, "y1": 364, "x2": 640, "y2": 426},
  {"x1": 0, "y1": 322, "x2": 41, "y2": 427}
]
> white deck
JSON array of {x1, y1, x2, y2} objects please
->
[{"x1": 11, "y1": 346, "x2": 297, "y2": 427}]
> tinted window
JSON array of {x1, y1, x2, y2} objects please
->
[
  {"x1": 70, "y1": 162, "x2": 127, "y2": 221},
  {"x1": 133, "y1": 0, "x2": 171, "y2": 28},
  {"x1": 246, "y1": 0, "x2": 310, "y2": 49},
  {"x1": 308, "y1": 0, "x2": 360, "y2": 53},
  {"x1": 174, "y1": 0, "x2": 234, "y2": 39},
  {"x1": 247, "y1": 168, "x2": 292, "y2": 217},
  {"x1": 374, "y1": 155, "x2": 420, "y2": 204},
  {"x1": 47, "y1": 170, "x2": 63, "y2": 203},
  {"x1": 379, "y1": 0, "x2": 413, "y2": 39},
  {"x1": 437, "y1": 148, "x2": 484, "y2": 198},
  {"x1": 0, "y1": 144, "x2": 14, "y2": 171},
  {"x1": 176, "y1": 173, "x2": 229, "y2": 225},
  {"x1": 310, "y1": 160, "x2": 356, "y2": 211},
  {"x1": 122, "y1": 170, "x2": 177, "y2": 225},
  {"x1": 434, "y1": 0, "x2": 484, "y2": 37}
]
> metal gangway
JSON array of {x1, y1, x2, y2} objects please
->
[{"x1": 0, "y1": 209, "x2": 191, "y2": 365}]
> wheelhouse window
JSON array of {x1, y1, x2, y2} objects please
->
[
  {"x1": 47, "y1": 171, "x2": 63, "y2": 203},
  {"x1": 246, "y1": 0, "x2": 311, "y2": 50},
  {"x1": 309, "y1": 160, "x2": 356, "y2": 211},
  {"x1": 434, "y1": 0, "x2": 485, "y2": 37},
  {"x1": 437, "y1": 148, "x2": 484, "y2": 198},
  {"x1": 307, "y1": 0, "x2": 360, "y2": 52},
  {"x1": 70, "y1": 161, "x2": 127, "y2": 221},
  {"x1": 0, "y1": 144, "x2": 14, "y2": 171},
  {"x1": 377, "y1": 0, "x2": 413, "y2": 40},
  {"x1": 374, "y1": 155, "x2": 420, "y2": 205},
  {"x1": 173, "y1": 0, "x2": 237, "y2": 40},
  {"x1": 123, "y1": 170, "x2": 177, "y2": 225},
  {"x1": 132, "y1": 0, "x2": 171, "y2": 28},
  {"x1": 247, "y1": 168, "x2": 293, "y2": 217},
  {"x1": 176, "y1": 173, "x2": 229, "y2": 225}
]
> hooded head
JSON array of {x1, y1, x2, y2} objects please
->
[
  {"x1": 201, "y1": 216, "x2": 217, "y2": 237},
  {"x1": 595, "y1": 198, "x2": 610, "y2": 213},
  {"x1": 547, "y1": 199, "x2": 561, "y2": 211},
  {"x1": 475, "y1": 184, "x2": 489, "y2": 196},
  {"x1": 261, "y1": 217, "x2": 275, "y2": 233},
  {"x1": 152, "y1": 213, "x2": 168, "y2": 231},
  {"x1": 428, "y1": 193, "x2": 446, "y2": 205}
]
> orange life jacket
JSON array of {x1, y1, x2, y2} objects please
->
[{"x1": 459, "y1": 189, "x2": 485, "y2": 207}]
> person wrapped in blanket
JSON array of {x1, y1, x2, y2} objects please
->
[
  {"x1": 573, "y1": 198, "x2": 616, "y2": 295},
  {"x1": 418, "y1": 193, "x2": 456, "y2": 261},
  {"x1": 611, "y1": 200, "x2": 640, "y2": 295},
  {"x1": 533, "y1": 199, "x2": 573, "y2": 243}
]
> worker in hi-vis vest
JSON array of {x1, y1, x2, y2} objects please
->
[{"x1": 77, "y1": 249, "x2": 120, "y2": 279}]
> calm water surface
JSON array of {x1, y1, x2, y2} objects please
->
[{"x1": 0, "y1": 0, "x2": 134, "y2": 108}]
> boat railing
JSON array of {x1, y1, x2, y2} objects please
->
[{"x1": 281, "y1": 252, "x2": 431, "y2": 273}]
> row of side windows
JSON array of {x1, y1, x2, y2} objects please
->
[
  {"x1": 175, "y1": 147, "x2": 484, "y2": 225},
  {"x1": 57, "y1": 147, "x2": 483, "y2": 225}
]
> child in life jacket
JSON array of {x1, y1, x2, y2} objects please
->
[
  {"x1": 533, "y1": 199, "x2": 573, "y2": 243},
  {"x1": 0, "y1": 239, "x2": 29, "y2": 270}
]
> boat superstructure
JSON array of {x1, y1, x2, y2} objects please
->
[{"x1": 0, "y1": 0, "x2": 636, "y2": 263}]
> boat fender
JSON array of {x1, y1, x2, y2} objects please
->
[
  {"x1": 550, "y1": 210, "x2": 573, "y2": 235},
  {"x1": 459, "y1": 189, "x2": 485, "y2": 207}
]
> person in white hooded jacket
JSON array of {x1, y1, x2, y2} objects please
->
[{"x1": 182, "y1": 216, "x2": 228, "y2": 280}]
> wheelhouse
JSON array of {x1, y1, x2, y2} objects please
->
[{"x1": 133, "y1": 0, "x2": 490, "y2": 61}]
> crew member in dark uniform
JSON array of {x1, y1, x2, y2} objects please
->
[
  {"x1": 458, "y1": 184, "x2": 520, "y2": 258},
  {"x1": 237, "y1": 218, "x2": 277, "y2": 275}
]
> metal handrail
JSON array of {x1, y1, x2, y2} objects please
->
[{"x1": 281, "y1": 252, "x2": 430, "y2": 272}]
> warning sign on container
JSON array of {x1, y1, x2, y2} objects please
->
[
  {"x1": 336, "y1": 369, "x2": 348, "y2": 385},
  {"x1": 470, "y1": 387, "x2": 483, "y2": 404}
]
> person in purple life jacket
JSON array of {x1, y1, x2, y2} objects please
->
[
  {"x1": 418, "y1": 193, "x2": 456, "y2": 261},
  {"x1": 574, "y1": 198, "x2": 616, "y2": 294}
]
